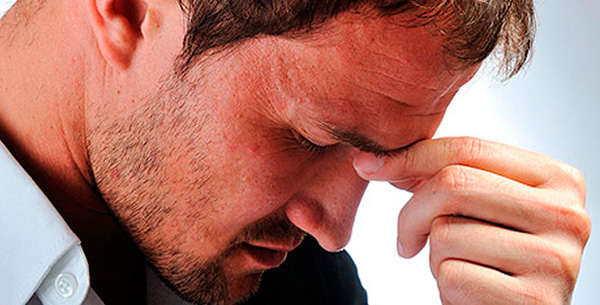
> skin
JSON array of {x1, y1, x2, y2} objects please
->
[{"x1": 0, "y1": 0, "x2": 591, "y2": 305}]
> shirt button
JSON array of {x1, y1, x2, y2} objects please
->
[{"x1": 55, "y1": 272, "x2": 78, "y2": 298}]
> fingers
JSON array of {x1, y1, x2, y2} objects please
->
[
  {"x1": 429, "y1": 217, "x2": 556, "y2": 279},
  {"x1": 352, "y1": 137, "x2": 589, "y2": 258},
  {"x1": 354, "y1": 137, "x2": 585, "y2": 193},
  {"x1": 436, "y1": 259, "x2": 524, "y2": 305},
  {"x1": 395, "y1": 163, "x2": 590, "y2": 258},
  {"x1": 351, "y1": 137, "x2": 590, "y2": 304},
  {"x1": 395, "y1": 165, "x2": 552, "y2": 258},
  {"x1": 430, "y1": 216, "x2": 580, "y2": 305}
]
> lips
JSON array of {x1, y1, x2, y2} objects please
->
[
  {"x1": 242, "y1": 243, "x2": 288, "y2": 268},
  {"x1": 242, "y1": 236, "x2": 304, "y2": 269}
]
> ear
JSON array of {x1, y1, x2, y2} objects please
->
[{"x1": 87, "y1": 0, "x2": 147, "y2": 70}]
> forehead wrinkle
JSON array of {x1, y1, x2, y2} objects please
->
[
  {"x1": 357, "y1": 44, "x2": 449, "y2": 82},
  {"x1": 353, "y1": 65, "x2": 440, "y2": 92},
  {"x1": 344, "y1": 77, "x2": 421, "y2": 109},
  {"x1": 340, "y1": 76, "x2": 452, "y2": 119},
  {"x1": 353, "y1": 67, "x2": 465, "y2": 111},
  {"x1": 350, "y1": 48, "x2": 446, "y2": 89}
]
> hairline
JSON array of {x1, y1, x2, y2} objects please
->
[{"x1": 173, "y1": 9, "x2": 473, "y2": 79}]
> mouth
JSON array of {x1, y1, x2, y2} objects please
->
[{"x1": 242, "y1": 236, "x2": 304, "y2": 269}]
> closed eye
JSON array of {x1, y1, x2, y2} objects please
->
[{"x1": 291, "y1": 130, "x2": 330, "y2": 156}]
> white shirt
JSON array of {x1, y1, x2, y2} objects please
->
[
  {"x1": 0, "y1": 2, "x2": 95, "y2": 304},
  {"x1": 0, "y1": 140, "x2": 104, "y2": 305},
  {"x1": 0, "y1": 0, "x2": 14, "y2": 17},
  {"x1": 0, "y1": 5, "x2": 193, "y2": 304},
  {"x1": 1, "y1": 4, "x2": 103, "y2": 304},
  {"x1": 0, "y1": 3, "x2": 201, "y2": 304}
]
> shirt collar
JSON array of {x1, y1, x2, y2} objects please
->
[
  {"x1": 0, "y1": 141, "x2": 97, "y2": 304},
  {"x1": 0, "y1": 0, "x2": 16, "y2": 18}
]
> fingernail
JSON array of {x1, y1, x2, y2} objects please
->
[
  {"x1": 397, "y1": 241, "x2": 406, "y2": 257},
  {"x1": 354, "y1": 153, "x2": 384, "y2": 174}
]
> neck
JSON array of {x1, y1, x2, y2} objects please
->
[
  {"x1": 0, "y1": 0, "x2": 95, "y2": 210},
  {"x1": 0, "y1": 2, "x2": 146, "y2": 302}
]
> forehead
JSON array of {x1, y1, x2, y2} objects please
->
[
  {"x1": 331, "y1": 13, "x2": 458, "y2": 84},
  {"x1": 196, "y1": 11, "x2": 479, "y2": 149},
  {"x1": 262, "y1": 12, "x2": 478, "y2": 117}
]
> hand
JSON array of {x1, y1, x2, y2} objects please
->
[{"x1": 353, "y1": 137, "x2": 591, "y2": 305}]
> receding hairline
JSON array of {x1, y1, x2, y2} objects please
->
[{"x1": 175, "y1": 0, "x2": 535, "y2": 80}]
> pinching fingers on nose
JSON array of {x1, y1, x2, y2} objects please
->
[
  {"x1": 352, "y1": 136, "x2": 591, "y2": 304},
  {"x1": 353, "y1": 137, "x2": 555, "y2": 188}
]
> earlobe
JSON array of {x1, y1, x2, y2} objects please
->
[{"x1": 87, "y1": 0, "x2": 147, "y2": 70}]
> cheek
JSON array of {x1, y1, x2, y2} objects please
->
[
  {"x1": 215, "y1": 141, "x2": 305, "y2": 206},
  {"x1": 208, "y1": 126, "x2": 320, "y2": 218}
]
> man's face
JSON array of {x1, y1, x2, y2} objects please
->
[{"x1": 87, "y1": 10, "x2": 478, "y2": 305}]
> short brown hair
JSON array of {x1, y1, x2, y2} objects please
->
[{"x1": 177, "y1": 0, "x2": 535, "y2": 79}]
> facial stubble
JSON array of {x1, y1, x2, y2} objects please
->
[{"x1": 87, "y1": 80, "x2": 305, "y2": 305}]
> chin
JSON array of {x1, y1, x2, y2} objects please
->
[
  {"x1": 223, "y1": 272, "x2": 264, "y2": 305},
  {"x1": 166, "y1": 271, "x2": 264, "y2": 305}
]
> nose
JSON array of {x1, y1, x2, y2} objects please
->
[{"x1": 284, "y1": 153, "x2": 368, "y2": 252}]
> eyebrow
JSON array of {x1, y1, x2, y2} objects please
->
[{"x1": 318, "y1": 122, "x2": 414, "y2": 157}]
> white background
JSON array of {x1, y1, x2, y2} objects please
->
[{"x1": 2, "y1": 0, "x2": 598, "y2": 304}]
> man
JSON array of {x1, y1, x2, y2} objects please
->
[{"x1": 0, "y1": 0, "x2": 591, "y2": 304}]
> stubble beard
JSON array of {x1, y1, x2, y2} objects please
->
[
  {"x1": 86, "y1": 80, "x2": 237, "y2": 304},
  {"x1": 87, "y1": 80, "x2": 305, "y2": 305},
  {"x1": 140, "y1": 211, "x2": 305, "y2": 305},
  {"x1": 103, "y1": 195, "x2": 302, "y2": 305}
]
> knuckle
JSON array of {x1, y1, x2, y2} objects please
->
[
  {"x1": 518, "y1": 282, "x2": 557, "y2": 305},
  {"x1": 578, "y1": 212, "x2": 593, "y2": 245},
  {"x1": 430, "y1": 217, "x2": 452, "y2": 251},
  {"x1": 428, "y1": 249, "x2": 440, "y2": 280},
  {"x1": 569, "y1": 166, "x2": 586, "y2": 191},
  {"x1": 449, "y1": 137, "x2": 487, "y2": 162},
  {"x1": 534, "y1": 240, "x2": 580, "y2": 291},
  {"x1": 554, "y1": 162, "x2": 587, "y2": 201},
  {"x1": 569, "y1": 207, "x2": 592, "y2": 246},
  {"x1": 429, "y1": 217, "x2": 456, "y2": 280},
  {"x1": 520, "y1": 272, "x2": 575, "y2": 305},
  {"x1": 557, "y1": 162, "x2": 586, "y2": 185},
  {"x1": 437, "y1": 260, "x2": 467, "y2": 300},
  {"x1": 550, "y1": 204, "x2": 592, "y2": 246},
  {"x1": 437, "y1": 165, "x2": 471, "y2": 194},
  {"x1": 437, "y1": 260, "x2": 458, "y2": 292}
]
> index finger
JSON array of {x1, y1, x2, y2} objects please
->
[{"x1": 353, "y1": 137, "x2": 558, "y2": 188}]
